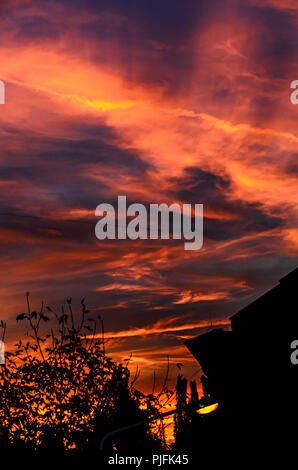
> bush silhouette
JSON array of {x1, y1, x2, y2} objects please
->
[{"x1": 0, "y1": 294, "x2": 165, "y2": 457}]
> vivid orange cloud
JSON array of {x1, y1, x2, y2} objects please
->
[{"x1": 0, "y1": 0, "x2": 297, "y2": 394}]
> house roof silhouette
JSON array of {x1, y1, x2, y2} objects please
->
[
  {"x1": 184, "y1": 267, "x2": 298, "y2": 455},
  {"x1": 185, "y1": 266, "x2": 298, "y2": 404},
  {"x1": 230, "y1": 267, "x2": 298, "y2": 328}
]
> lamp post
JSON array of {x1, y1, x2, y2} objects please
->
[{"x1": 100, "y1": 398, "x2": 219, "y2": 451}]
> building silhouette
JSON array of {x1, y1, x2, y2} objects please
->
[{"x1": 185, "y1": 267, "x2": 298, "y2": 455}]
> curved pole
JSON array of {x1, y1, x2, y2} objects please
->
[{"x1": 99, "y1": 401, "x2": 210, "y2": 451}]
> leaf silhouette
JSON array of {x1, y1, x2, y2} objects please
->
[{"x1": 16, "y1": 313, "x2": 26, "y2": 322}]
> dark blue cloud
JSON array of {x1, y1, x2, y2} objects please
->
[{"x1": 170, "y1": 167, "x2": 284, "y2": 241}]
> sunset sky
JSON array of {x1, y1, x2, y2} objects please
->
[{"x1": 1, "y1": 0, "x2": 298, "y2": 392}]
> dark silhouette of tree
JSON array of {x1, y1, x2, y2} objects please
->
[
  {"x1": 190, "y1": 380, "x2": 199, "y2": 404},
  {"x1": 0, "y1": 294, "x2": 166, "y2": 458},
  {"x1": 174, "y1": 374, "x2": 188, "y2": 448},
  {"x1": 173, "y1": 374, "x2": 218, "y2": 455}
]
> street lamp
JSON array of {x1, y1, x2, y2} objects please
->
[
  {"x1": 197, "y1": 402, "x2": 219, "y2": 415},
  {"x1": 100, "y1": 398, "x2": 219, "y2": 451}
]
